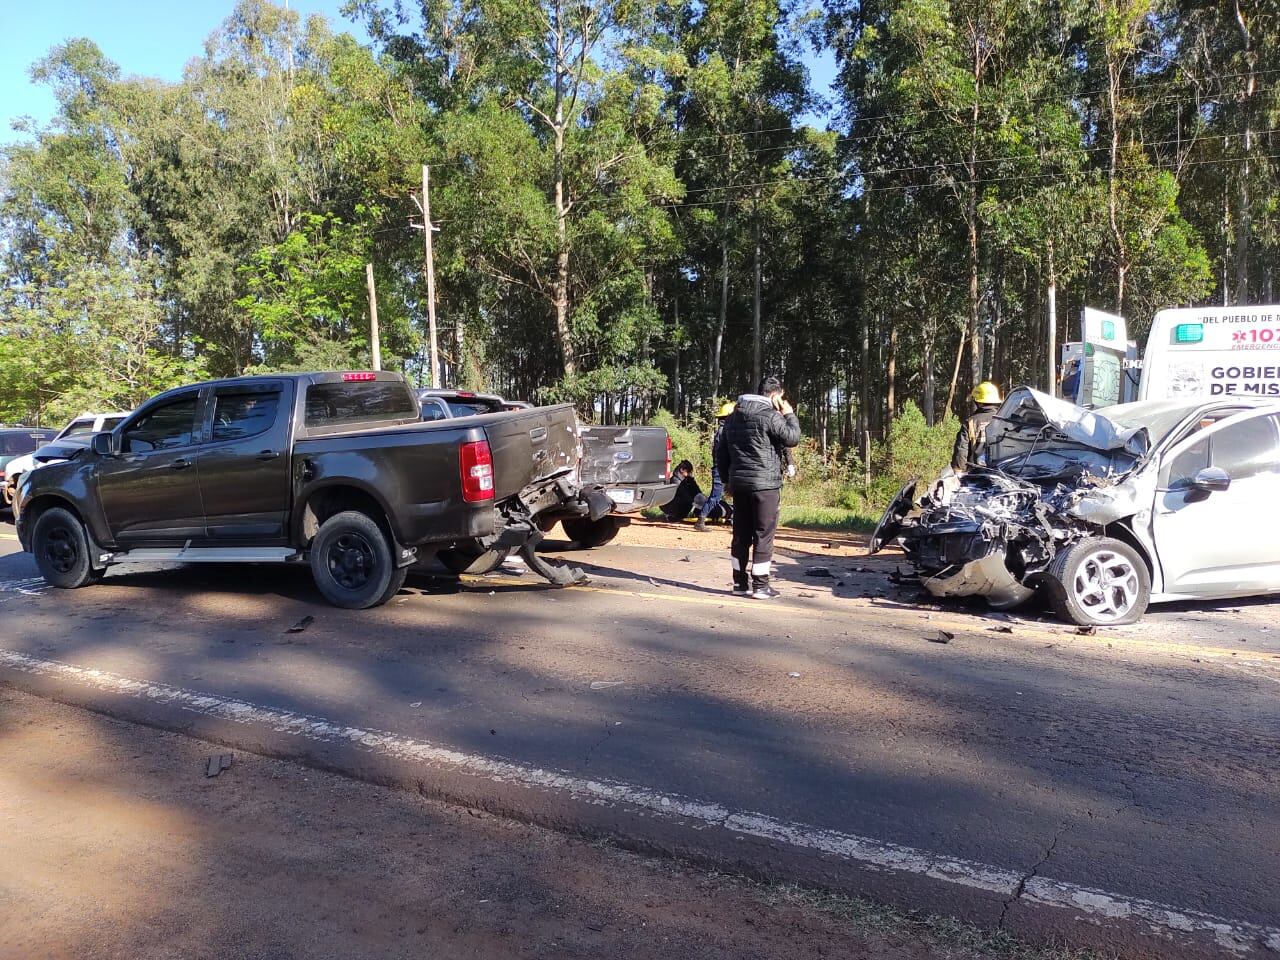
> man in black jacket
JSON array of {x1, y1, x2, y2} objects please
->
[{"x1": 715, "y1": 375, "x2": 802, "y2": 599}]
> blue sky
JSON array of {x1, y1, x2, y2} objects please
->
[{"x1": 0, "y1": 1, "x2": 837, "y2": 138}]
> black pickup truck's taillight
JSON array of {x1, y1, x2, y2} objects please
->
[
  {"x1": 665, "y1": 434, "x2": 673, "y2": 478},
  {"x1": 460, "y1": 440, "x2": 495, "y2": 502}
]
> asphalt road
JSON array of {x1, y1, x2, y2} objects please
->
[{"x1": 1, "y1": 518, "x2": 1277, "y2": 958}]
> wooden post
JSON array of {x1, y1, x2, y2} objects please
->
[
  {"x1": 422, "y1": 164, "x2": 441, "y2": 388},
  {"x1": 365, "y1": 262, "x2": 381, "y2": 371}
]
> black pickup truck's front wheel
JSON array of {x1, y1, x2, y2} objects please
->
[
  {"x1": 32, "y1": 507, "x2": 102, "y2": 589},
  {"x1": 310, "y1": 510, "x2": 407, "y2": 609}
]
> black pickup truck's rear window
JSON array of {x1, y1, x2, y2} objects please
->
[{"x1": 304, "y1": 381, "x2": 418, "y2": 428}]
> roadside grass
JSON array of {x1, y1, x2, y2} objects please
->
[
  {"x1": 756, "y1": 883, "x2": 1114, "y2": 960},
  {"x1": 643, "y1": 504, "x2": 877, "y2": 533},
  {"x1": 778, "y1": 504, "x2": 877, "y2": 533}
]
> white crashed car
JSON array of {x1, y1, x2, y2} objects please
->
[
  {"x1": 2, "y1": 412, "x2": 129, "y2": 516},
  {"x1": 872, "y1": 387, "x2": 1280, "y2": 626}
]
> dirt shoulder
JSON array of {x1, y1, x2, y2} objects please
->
[
  {"x1": 0, "y1": 688, "x2": 1094, "y2": 960},
  {"x1": 613, "y1": 517, "x2": 871, "y2": 558}
]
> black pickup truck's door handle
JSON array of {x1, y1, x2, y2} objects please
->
[
  {"x1": 171, "y1": 458, "x2": 193, "y2": 471},
  {"x1": 256, "y1": 450, "x2": 282, "y2": 461},
  {"x1": 529, "y1": 426, "x2": 548, "y2": 443}
]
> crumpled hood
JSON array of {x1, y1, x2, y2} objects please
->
[{"x1": 985, "y1": 386, "x2": 1149, "y2": 457}]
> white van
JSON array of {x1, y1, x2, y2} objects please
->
[{"x1": 1138, "y1": 305, "x2": 1280, "y2": 401}]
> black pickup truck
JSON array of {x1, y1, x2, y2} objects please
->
[{"x1": 16, "y1": 372, "x2": 607, "y2": 608}]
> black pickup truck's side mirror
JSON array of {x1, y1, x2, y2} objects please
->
[
  {"x1": 91, "y1": 431, "x2": 118, "y2": 457},
  {"x1": 1191, "y1": 466, "x2": 1230, "y2": 495}
]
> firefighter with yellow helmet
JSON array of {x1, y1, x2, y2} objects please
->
[
  {"x1": 694, "y1": 400, "x2": 736, "y2": 531},
  {"x1": 952, "y1": 381, "x2": 1002, "y2": 472}
]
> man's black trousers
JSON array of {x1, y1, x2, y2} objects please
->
[{"x1": 730, "y1": 488, "x2": 781, "y2": 586}]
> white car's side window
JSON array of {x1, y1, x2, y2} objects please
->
[
  {"x1": 1211, "y1": 415, "x2": 1280, "y2": 481},
  {"x1": 1165, "y1": 438, "x2": 1209, "y2": 489}
]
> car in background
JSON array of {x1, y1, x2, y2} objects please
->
[
  {"x1": 1, "y1": 428, "x2": 58, "y2": 514},
  {"x1": 872, "y1": 387, "x2": 1280, "y2": 626},
  {"x1": 417, "y1": 389, "x2": 528, "y2": 419},
  {"x1": 3, "y1": 413, "x2": 129, "y2": 516}
]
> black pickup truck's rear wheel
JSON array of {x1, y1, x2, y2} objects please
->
[
  {"x1": 32, "y1": 507, "x2": 102, "y2": 589},
  {"x1": 310, "y1": 510, "x2": 407, "y2": 609},
  {"x1": 438, "y1": 543, "x2": 511, "y2": 576},
  {"x1": 562, "y1": 516, "x2": 622, "y2": 548}
]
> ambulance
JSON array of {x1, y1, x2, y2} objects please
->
[{"x1": 1137, "y1": 305, "x2": 1280, "y2": 401}]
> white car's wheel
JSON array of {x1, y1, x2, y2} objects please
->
[{"x1": 1046, "y1": 536, "x2": 1150, "y2": 627}]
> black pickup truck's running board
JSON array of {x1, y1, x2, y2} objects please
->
[{"x1": 104, "y1": 547, "x2": 301, "y2": 564}]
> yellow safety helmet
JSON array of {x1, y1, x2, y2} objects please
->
[
  {"x1": 716, "y1": 401, "x2": 736, "y2": 418},
  {"x1": 970, "y1": 381, "x2": 1002, "y2": 405}
]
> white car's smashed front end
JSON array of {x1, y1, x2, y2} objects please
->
[{"x1": 871, "y1": 388, "x2": 1151, "y2": 611}]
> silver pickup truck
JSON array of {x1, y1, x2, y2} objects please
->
[{"x1": 415, "y1": 389, "x2": 676, "y2": 549}]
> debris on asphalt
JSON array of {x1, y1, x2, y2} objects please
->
[
  {"x1": 805, "y1": 566, "x2": 833, "y2": 578},
  {"x1": 678, "y1": 555, "x2": 692, "y2": 562},
  {"x1": 930, "y1": 630, "x2": 954, "y2": 644},
  {"x1": 205, "y1": 753, "x2": 233, "y2": 778},
  {"x1": 499, "y1": 556, "x2": 527, "y2": 575},
  {"x1": 821, "y1": 541, "x2": 834, "y2": 549},
  {"x1": 989, "y1": 625, "x2": 1014, "y2": 634},
  {"x1": 285, "y1": 615, "x2": 314, "y2": 634},
  {"x1": 787, "y1": 671, "x2": 801, "y2": 678},
  {"x1": 889, "y1": 567, "x2": 905, "y2": 584},
  {"x1": 798, "y1": 591, "x2": 818, "y2": 599},
  {"x1": 409, "y1": 701, "x2": 422, "y2": 708},
  {"x1": 1076, "y1": 625, "x2": 1097, "y2": 636},
  {"x1": 590, "y1": 680, "x2": 625, "y2": 690}
]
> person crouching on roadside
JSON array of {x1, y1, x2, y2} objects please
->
[
  {"x1": 715, "y1": 376, "x2": 801, "y2": 599},
  {"x1": 662, "y1": 460, "x2": 701, "y2": 522}
]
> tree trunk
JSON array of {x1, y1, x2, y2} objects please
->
[
  {"x1": 944, "y1": 325, "x2": 967, "y2": 420},
  {"x1": 1106, "y1": 53, "x2": 1127, "y2": 316},
  {"x1": 859, "y1": 314, "x2": 870, "y2": 438},
  {"x1": 885, "y1": 318, "x2": 896, "y2": 434},
  {"x1": 966, "y1": 35, "x2": 982, "y2": 387},
  {"x1": 551, "y1": 3, "x2": 576, "y2": 378},
  {"x1": 752, "y1": 189, "x2": 762, "y2": 388},
  {"x1": 712, "y1": 225, "x2": 729, "y2": 397},
  {"x1": 1234, "y1": 0, "x2": 1255, "y2": 306},
  {"x1": 1046, "y1": 238, "x2": 1057, "y2": 393},
  {"x1": 922, "y1": 327, "x2": 935, "y2": 426}
]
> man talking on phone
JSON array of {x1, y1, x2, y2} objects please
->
[{"x1": 715, "y1": 375, "x2": 802, "y2": 599}]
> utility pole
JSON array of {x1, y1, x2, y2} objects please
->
[
  {"x1": 365, "y1": 262, "x2": 381, "y2": 371},
  {"x1": 421, "y1": 164, "x2": 441, "y2": 388},
  {"x1": 1046, "y1": 279, "x2": 1057, "y2": 394}
]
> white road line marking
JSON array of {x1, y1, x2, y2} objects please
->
[
  {"x1": 0, "y1": 648, "x2": 1275, "y2": 955},
  {"x1": 0, "y1": 577, "x2": 47, "y2": 601}
]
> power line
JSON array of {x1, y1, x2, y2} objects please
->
[{"x1": 648, "y1": 149, "x2": 1280, "y2": 211}]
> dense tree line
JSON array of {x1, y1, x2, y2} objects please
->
[{"x1": 2, "y1": 0, "x2": 1276, "y2": 447}]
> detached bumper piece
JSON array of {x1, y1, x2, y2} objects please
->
[
  {"x1": 485, "y1": 474, "x2": 593, "y2": 587},
  {"x1": 921, "y1": 551, "x2": 1035, "y2": 610}
]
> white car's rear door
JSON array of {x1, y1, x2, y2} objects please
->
[{"x1": 1151, "y1": 410, "x2": 1280, "y2": 598}]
